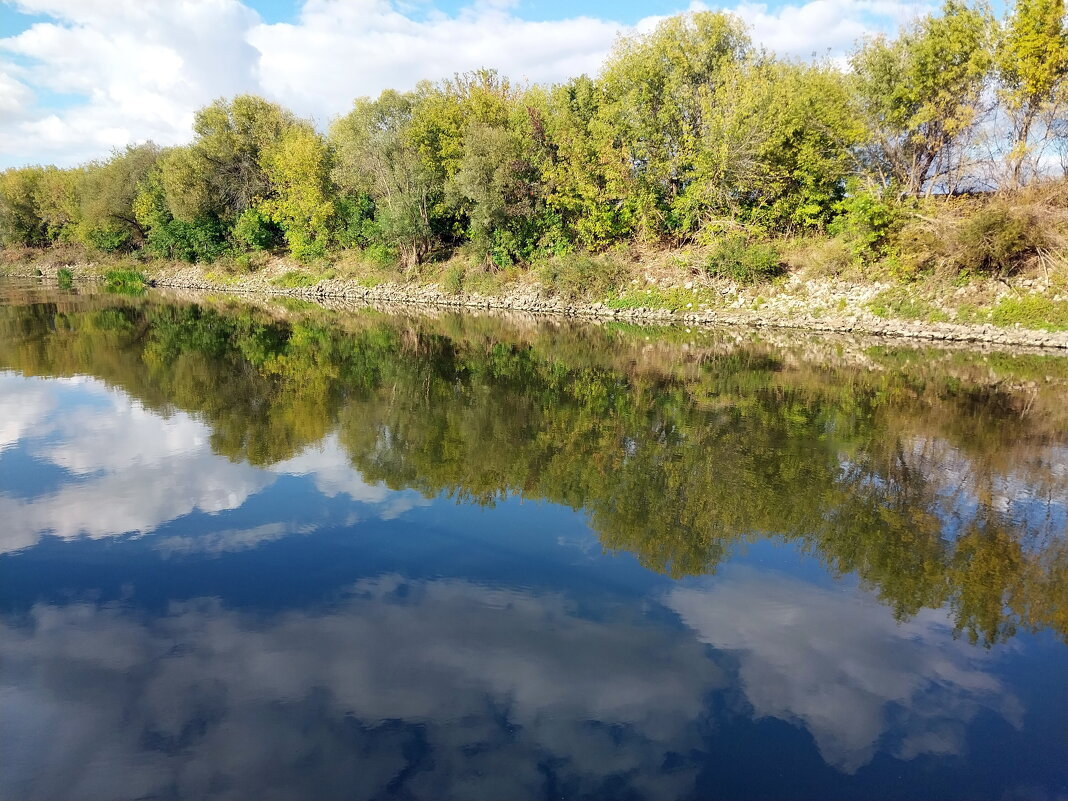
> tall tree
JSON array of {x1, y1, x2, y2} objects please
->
[
  {"x1": 596, "y1": 11, "x2": 751, "y2": 239},
  {"x1": 78, "y1": 142, "x2": 160, "y2": 251},
  {"x1": 997, "y1": 0, "x2": 1068, "y2": 186},
  {"x1": 851, "y1": 1, "x2": 994, "y2": 195},
  {"x1": 331, "y1": 90, "x2": 441, "y2": 269}
]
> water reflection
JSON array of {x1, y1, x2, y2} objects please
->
[
  {"x1": 0, "y1": 285, "x2": 1066, "y2": 800},
  {"x1": 1, "y1": 569, "x2": 1035, "y2": 800},
  {"x1": 668, "y1": 570, "x2": 1022, "y2": 772}
]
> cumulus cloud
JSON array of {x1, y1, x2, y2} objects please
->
[
  {"x1": 0, "y1": 577, "x2": 724, "y2": 800},
  {"x1": 0, "y1": 373, "x2": 55, "y2": 452},
  {"x1": 270, "y1": 433, "x2": 431, "y2": 518},
  {"x1": 0, "y1": 374, "x2": 438, "y2": 553},
  {"x1": 0, "y1": 377, "x2": 273, "y2": 553},
  {"x1": 0, "y1": 0, "x2": 261, "y2": 165},
  {"x1": 0, "y1": 0, "x2": 930, "y2": 168},
  {"x1": 0, "y1": 568, "x2": 1032, "y2": 799},
  {"x1": 665, "y1": 568, "x2": 1023, "y2": 772}
]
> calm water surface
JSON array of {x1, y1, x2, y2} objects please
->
[{"x1": 0, "y1": 281, "x2": 1065, "y2": 801}]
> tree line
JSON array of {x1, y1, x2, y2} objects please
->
[{"x1": 1, "y1": 0, "x2": 1065, "y2": 271}]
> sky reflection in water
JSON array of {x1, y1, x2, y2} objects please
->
[{"x1": 0, "y1": 285, "x2": 1065, "y2": 801}]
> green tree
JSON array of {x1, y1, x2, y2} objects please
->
[
  {"x1": 33, "y1": 166, "x2": 85, "y2": 242},
  {"x1": 851, "y1": 1, "x2": 994, "y2": 195},
  {"x1": 682, "y1": 59, "x2": 862, "y2": 232},
  {"x1": 997, "y1": 0, "x2": 1068, "y2": 185},
  {"x1": 260, "y1": 125, "x2": 335, "y2": 262},
  {"x1": 596, "y1": 11, "x2": 751, "y2": 239},
  {"x1": 331, "y1": 90, "x2": 442, "y2": 269},
  {"x1": 0, "y1": 167, "x2": 47, "y2": 247},
  {"x1": 77, "y1": 142, "x2": 160, "y2": 252},
  {"x1": 134, "y1": 152, "x2": 229, "y2": 262}
]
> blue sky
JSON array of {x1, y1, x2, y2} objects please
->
[{"x1": 0, "y1": 0, "x2": 932, "y2": 168}]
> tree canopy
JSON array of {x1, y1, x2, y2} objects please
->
[{"x1": 1, "y1": 2, "x2": 1065, "y2": 265}]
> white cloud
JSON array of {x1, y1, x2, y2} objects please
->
[
  {"x1": 0, "y1": 578, "x2": 724, "y2": 800},
  {"x1": 248, "y1": 0, "x2": 621, "y2": 121},
  {"x1": 0, "y1": 0, "x2": 261, "y2": 166},
  {"x1": 665, "y1": 567, "x2": 1023, "y2": 773},
  {"x1": 270, "y1": 433, "x2": 431, "y2": 518},
  {"x1": 0, "y1": 374, "x2": 438, "y2": 553},
  {"x1": 0, "y1": 377, "x2": 274, "y2": 553},
  {"x1": 0, "y1": 569, "x2": 1035, "y2": 799},
  {"x1": 152, "y1": 521, "x2": 317, "y2": 555},
  {"x1": 0, "y1": 373, "x2": 55, "y2": 453},
  {"x1": 0, "y1": 0, "x2": 929, "y2": 168}
]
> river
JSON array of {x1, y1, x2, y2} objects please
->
[{"x1": 0, "y1": 280, "x2": 1065, "y2": 800}]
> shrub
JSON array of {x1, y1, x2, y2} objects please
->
[
  {"x1": 705, "y1": 235, "x2": 783, "y2": 283},
  {"x1": 57, "y1": 267, "x2": 73, "y2": 289},
  {"x1": 956, "y1": 206, "x2": 1040, "y2": 276},
  {"x1": 81, "y1": 224, "x2": 133, "y2": 253},
  {"x1": 828, "y1": 184, "x2": 904, "y2": 263},
  {"x1": 233, "y1": 208, "x2": 281, "y2": 251},
  {"x1": 782, "y1": 236, "x2": 853, "y2": 278},
  {"x1": 442, "y1": 263, "x2": 464, "y2": 295},
  {"x1": 536, "y1": 253, "x2": 631, "y2": 301},
  {"x1": 270, "y1": 270, "x2": 320, "y2": 289}
]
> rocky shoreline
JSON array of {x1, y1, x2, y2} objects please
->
[{"x1": 6, "y1": 262, "x2": 1068, "y2": 351}]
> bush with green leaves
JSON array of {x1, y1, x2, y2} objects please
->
[
  {"x1": 233, "y1": 208, "x2": 281, "y2": 251},
  {"x1": 536, "y1": 253, "x2": 631, "y2": 300},
  {"x1": 705, "y1": 235, "x2": 782, "y2": 283},
  {"x1": 828, "y1": 184, "x2": 904, "y2": 263},
  {"x1": 103, "y1": 268, "x2": 149, "y2": 294}
]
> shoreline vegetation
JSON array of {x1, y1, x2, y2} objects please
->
[{"x1": 3, "y1": 2, "x2": 1068, "y2": 345}]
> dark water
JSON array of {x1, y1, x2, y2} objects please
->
[{"x1": 0, "y1": 281, "x2": 1066, "y2": 801}]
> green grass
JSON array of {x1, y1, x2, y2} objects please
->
[
  {"x1": 57, "y1": 267, "x2": 74, "y2": 289},
  {"x1": 866, "y1": 287, "x2": 948, "y2": 322},
  {"x1": 203, "y1": 270, "x2": 244, "y2": 286},
  {"x1": 605, "y1": 286, "x2": 713, "y2": 312},
  {"x1": 990, "y1": 294, "x2": 1068, "y2": 332},
  {"x1": 270, "y1": 270, "x2": 322, "y2": 289},
  {"x1": 103, "y1": 268, "x2": 148, "y2": 294}
]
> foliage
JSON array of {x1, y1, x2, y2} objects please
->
[
  {"x1": 991, "y1": 293, "x2": 1068, "y2": 329},
  {"x1": 997, "y1": 0, "x2": 1068, "y2": 185},
  {"x1": 330, "y1": 90, "x2": 440, "y2": 270},
  {"x1": 270, "y1": 270, "x2": 321, "y2": 289},
  {"x1": 536, "y1": 253, "x2": 631, "y2": 300},
  {"x1": 77, "y1": 143, "x2": 159, "y2": 252},
  {"x1": 956, "y1": 205, "x2": 1043, "y2": 275},
  {"x1": 0, "y1": 3, "x2": 1065, "y2": 279},
  {"x1": 606, "y1": 286, "x2": 713, "y2": 311},
  {"x1": 103, "y1": 268, "x2": 149, "y2": 294},
  {"x1": 260, "y1": 125, "x2": 335, "y2": 262},
  {"x1": 233, "y1": 207, "x2": 280, "y2": 251},
  {"x1": 0, "y1": 167, "x2": 48, "y2": 247},
  {"x1": 829, "y1": 183, "x2": 906, "y2": 262},
  {"x1": 851, "y1": 1, "x2": 994, "y2": 194},
  {"x1": 57, "y1": 267, "x2": 74, "y2": 289},
  {"x1": 705, "y1": 235, "x2": 783, "y2": 283},
  {"x1": 441, "y1": 263, "x2": 465, "y2": 294}
]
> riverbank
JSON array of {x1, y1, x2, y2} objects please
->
[{"x1": 4, "y1": 253, "x2": 1068, "y2": 350}]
